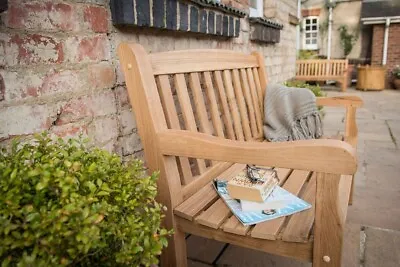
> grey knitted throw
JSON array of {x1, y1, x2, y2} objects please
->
[{"x1": 263, "y1": 83, "x2": 323, "y2": 142}]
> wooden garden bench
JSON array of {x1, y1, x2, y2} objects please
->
[
  {"x1": 296, "y1": 59, "x2": 349, "y2": 92},
  {"x1": 118, "y1": 43, "x2": 363, "y2": 267}
]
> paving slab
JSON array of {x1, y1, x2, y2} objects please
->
[
  {"x1": 188, "y1": 259, "x2": 212, "y2": 267},
  {"x1": 347, "y1": 186, "x2": 400, "y2": 230},
  {"x1": 186, "y1": 235, "x2": 226, "y2": 264},
  {"x1": 364, "y1": 227, "x2": 400, "y2": 267}
]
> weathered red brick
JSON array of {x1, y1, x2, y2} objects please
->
[
  {"x1": 52, "y1": 123, "x2": 88, "y2": 138},
  {"x1": 1, "y1": 68, "x2": 83, "y2": 101},
  {"x1": 65, "y1": 35, "x2": 109, "y2": 62},
  {"x1": 0, "y1": 104, "x2": 61, "y2": 139},
  {"x1": 6, "y1": 2, "x2": 79, "y2": 31},
  {"x1": 89, "y1": 116, "x2": 119, "y2": 144},
  {"x1": 115, "y1": 85, "x2": 130, "y2": 110},
  {"x1": 78, "y1": 35, "x2": 109, "y2": 61},
  {"x1": 88, "y1": 63, "x2": 115, "y2": 89},
  {"x1": 57, "y1": 91, "x2": 117, "y2": 125},
  {"x1": 7, "y1": 34, "x2": 64, "y2": 66},
  {"x1": 41, "y1": 69, "x2": 81, "y2": 95},
  {"x1": 84, "y1": 5, "x2": 109, "y2": 33}
]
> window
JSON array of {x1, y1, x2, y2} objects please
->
[
  {"x1": 249, "y1": 0, "x2": 263, "y2": 18},
  {"x1": 303, "y1": 16, "x2": 318, "y2": 50}
]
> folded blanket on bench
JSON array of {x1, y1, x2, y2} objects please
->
[{"x1": 263, "y1": 83, "x2": 323, "y2": 142}]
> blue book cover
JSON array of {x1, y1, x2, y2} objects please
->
[{"x1": 213, "y1": 179, "x2": 311, "y2": 226}]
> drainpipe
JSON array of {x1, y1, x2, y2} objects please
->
[
  {"x1": 382, "y1": 18, "x2": 390, "y2": 65},
  {"x1": 296, "y1": 0, "x2": 301, "y2": 53},
  {"x1": 327, "y1": 0, "x2": 333, "y2": 60}
]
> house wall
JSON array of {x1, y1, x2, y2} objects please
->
[
  {"x1": 301, "y1": 0, "x2": 362, "y2": 59},
  {"x1": 371, "y1": 23, "x2": 400, "y2": 87},
  {"x1": 0, "y1": 0, "x2": 297, "y2": 160}
]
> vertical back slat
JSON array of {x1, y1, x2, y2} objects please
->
[
  {"x1": 223, "y1": 70, "x2": 245, "y2": 141},
  {"x1": 174, "y1": 74, "x2": 207, "y2": 173},
  {"x1": 247, "y1": 69, "x2": 262, "y2": 109},
  {"x1": 214, "y1": 70, "x2": 236, "y2": 140},
  {"x1": 239, "y1": 69, "x2": 258, "y2": 137},
  {"x1": 157, "y1": 75, "x2": 194, "y2": 184},
  {"x1": 189, "y1": 73, "x2": 213, "y2": 135},
  {"x1": 203, "y1": 72, "x2": 225, "y2": 138},
  {"x1": 242, "y1": 69, "x2": 263, "y2": 136},
  {"x1": 232, "y1": 69, "x2": 252, "y2": 140},
  {"x1": 252, "y1": 68, "x2": 264, "y2": 114},
  {"x1": 252, "y1": 52, "x2": 268, "y2": 106}
]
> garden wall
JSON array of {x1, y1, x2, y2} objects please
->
[
  {"x1": 371, "y1": 23, "x2": 400, "y2": 87},
  {"x1": 0, "y1": 0, "x2": 298, "y2": 161}
]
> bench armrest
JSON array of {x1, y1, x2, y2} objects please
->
[
  {"x1": 316, "y1": 96, "x2": 363, "y2": 108},
  {"x1": 158, "y1": 130, "x2": 357, "y2": 175},
  {"x1": 317, "y1": 95, "x2": 363, "y2": 147}
]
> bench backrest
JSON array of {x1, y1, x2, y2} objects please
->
[
  {"x1": 296, "y1": 59, "x2": 348, "y2": 78},
  {"x1": 118, "y1": 43, "x2": 267, "y2": 207}
]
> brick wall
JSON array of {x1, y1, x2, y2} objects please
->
[
  {"x1": 371, "y1": 23, "x2": 400, "y2": 87},
  {"x1": 0, "y1": 0, "x2": 297, "y2": 160}
]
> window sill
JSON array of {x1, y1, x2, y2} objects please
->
[
  {"x1": 249, "y1": 17, "x2": 283, "y2": 44},
  {"x1": 110, "y1": 0, "x2": 245, "y2": 38}
]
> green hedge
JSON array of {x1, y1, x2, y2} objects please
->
[{"x1": 0, "y1": 133, "x2": 170, "y2": 266}]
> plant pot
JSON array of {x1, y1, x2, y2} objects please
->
[
  {"x1": 393, "y1": 78, "x2": 400, "y2": 90},
  {"x1": 356, "y1": 65, "x2": 386, "y2": 91}
]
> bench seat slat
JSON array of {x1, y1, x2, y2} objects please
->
[
  {"x1": 222, "y1": 215, "x2": 250, "y2": 236},
  {"x1": 250, "y1": 170, "x2": 311, "y2": 240},
  {"x1": 282, "y1": 173, "x2": 316, "y2": 243},
  {"x1": 196, "y1": 199, "x2": 232, "y2": 229},
  {"x1": 175, "y1": 164, "x2": 246, "y2": 221}
]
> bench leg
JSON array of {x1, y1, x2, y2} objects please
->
[
  {"x1": 313, "y1": 173, "x2": 344, "y2": 267},
  {"x1": 348, "y1": 175, "x2": 354, "y2": 205},
  {"x1": 341, "y1": 77, "x2": 347, "y2": 92},
  {"x1": 161, "y1": 218, "x2": 187, "y2": 267}
]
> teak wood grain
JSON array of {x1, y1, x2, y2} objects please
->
[{"x1": 118, "y1": 43, "x2": 361, "y2": 267}]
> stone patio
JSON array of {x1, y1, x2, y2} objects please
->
[{"x1": 185, "y1": 87, "x2": 400, "y2": 267}]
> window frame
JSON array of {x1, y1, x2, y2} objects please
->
[
  {"x1": 249, "y1": 0, "x2": 263, "y2": 18},
  {"x1": 303, "y1": 16, "x2": 319, "y2": 50}
]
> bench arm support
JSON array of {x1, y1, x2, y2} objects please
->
[
  {"x1": 316, "y1": 96, "x2": 363, "y2": 108},
  {"x1": 317, "y1": 95, "x2": 363, "y2": 147},
  {"x1": 158, "y1": 130, "x2": 357, "y2": 175}
]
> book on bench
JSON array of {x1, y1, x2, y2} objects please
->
[
  {"x1": 213, "y1": 179, "x2": 311, "y2": 226},
  {"x1": 227, "y1": 167, "x2": 279, "y2": 202}
]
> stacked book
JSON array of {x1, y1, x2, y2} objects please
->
[{"x1": 213, "y1": 166, "x2": 311, "y2": 226}]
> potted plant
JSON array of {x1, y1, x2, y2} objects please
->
[
  {"x1": 0, "y1": 133, "x2": 170, "y2": 266},
  {"x1": 391, "y1": 65, "x2": 400, "y2": 89}
]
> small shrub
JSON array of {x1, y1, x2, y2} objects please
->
[
  {"x1": 298, "y1": 50, "x2": 318, "y2": 60},
  {"x1": 338, "y1": 25, "x2": 358, "y2": 58},
  {"x1": 391, "y1": 65, "x2": 400, "y2": 79},
  {"x1": 284, "y1": 80, "x2": 326, "y2": 114},
  {"x1": 284, "y1": 80, "x2": 326, "y2": 98},
  {"x1": 0, "y1": 133, "x2": 170, "y2": 266}
]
